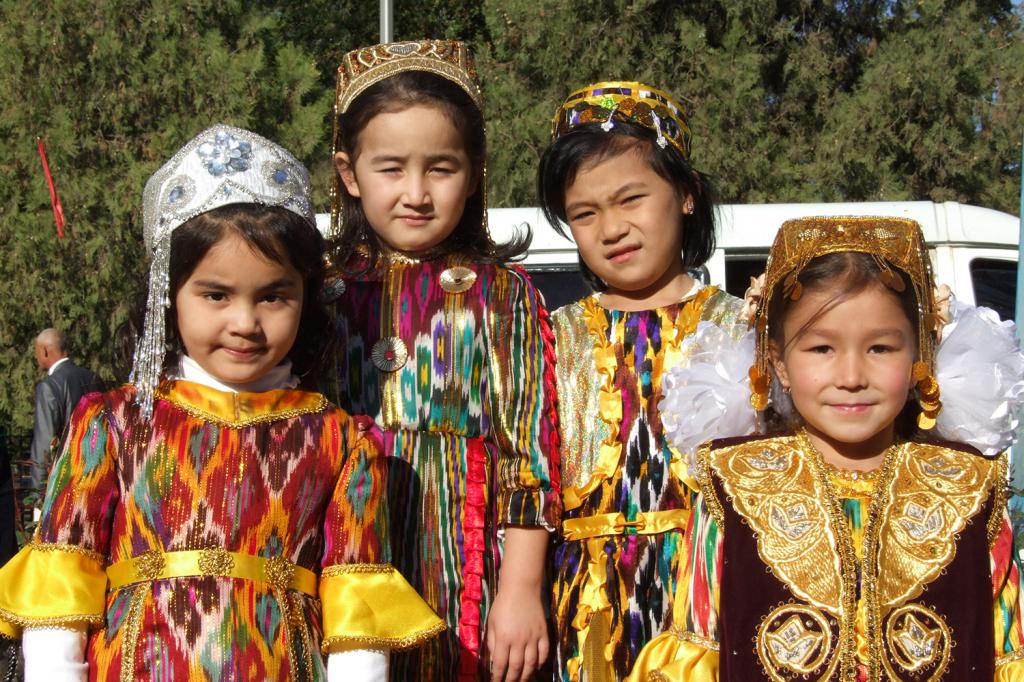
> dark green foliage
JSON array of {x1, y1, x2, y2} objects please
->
[
  {"x1": 0, "y1": 0, "x2": 327, "y2": 429},
  {"x1": 0, "y1": 0, "x2": 1021, "y2": 429}
]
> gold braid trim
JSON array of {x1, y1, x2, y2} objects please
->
[
  {"x1": 322, "y1": 620, "x2": 448, "y2": 653},
  {"x1": 988, "y1": 454, "x2": 1010, "y2": 549},
  {"x1": 996, "y1": 646, "x2": 1024, "y2": 667},
  {"x1": 321, "y1": 563, "x2": 395, "y2": 577},
  {"x1": 28, "y1": 542, "x2": 105, "y2": 564},
  {"x1": 0, "y1": 605, "x2": 102, "y2": 629},
  {"x1": 695, "y1": 442, "x2": 725, "y2": 528},
  {"x1": 666, "y1": 626, "x2": 720, "y2": 651},
  {"x1": 648, "y1": 672, "x2": 671, "y2": 682},
  {"x1": 159, "y1": 395, "x2": 329, "y2": 429}
]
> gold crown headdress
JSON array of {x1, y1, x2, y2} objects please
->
[
  {"x1": 749, "y1": 216, "x2": 943, "y2": 429},
  {"x1": 329, "y1": 40, "x2": 483, "y2": 239},
  {"x1": 551, "y1": 81, "x2": 692, "y2": 158}
]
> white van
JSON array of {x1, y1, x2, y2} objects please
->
[{"x1": 485, "y1": 201, "x2": 1020, "y2": 318}]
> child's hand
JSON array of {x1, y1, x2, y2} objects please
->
[
  {"x1": 486, "y1": 582, "x2": 548, "y2": 681},
  {"x1": 485, "y1": 527, "x2": 550, "y2": 681}
]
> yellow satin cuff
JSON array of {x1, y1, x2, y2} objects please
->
[
  {"x1": 0, "y1": 544, "x2": 106, "y2": 633},
  {"x1": 626, "y1": 629, "x2": 719, "y2": 682},
  {"x1": 319, "y1": 563, "x2": 445, "y2": 653}
]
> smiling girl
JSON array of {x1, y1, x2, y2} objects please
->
[
  {"x1": 537, "y1": 82, "x2": 746, "y2": 680},
  {"x1": 642, "y1": 216, "x2": 1024, "y2": 680},
  {"x1": 325, "y1": 41, "x2": 560, "y2": 682},
  {"x1": 0, "y1": 125, "x2": 441, "y2": 681}
]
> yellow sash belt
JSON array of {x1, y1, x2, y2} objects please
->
[
  {"x1": 106, "y1": 549, "x2": 317, "y2": 596},
  {"x1": 561, "y1": 509, "x2": 690, "y2": 541}
]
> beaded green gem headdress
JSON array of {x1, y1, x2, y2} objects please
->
[
  {"x1": 551, "y1": 81, "x2": 692, "y2": 158},
  {"x1": 329, "y1": 40, "x2": 484, "y2": 239},
  {"x1": 749, "y1": 216, "x2": 943, "y2": 429}
]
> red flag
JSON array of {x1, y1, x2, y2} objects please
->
[{"x1": 36, "y1": 138, "x2": 66, "y2": 238}]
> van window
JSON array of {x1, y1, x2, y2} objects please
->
[
  {"x1": 970, "y1": 258, "x2": 1017, "y2": 321},
  {"x1": 725, "y1": 256, "x2": 768, "y2": 298},
  {"x1": 525, "y1": 267, "x2": 593, "y2": 311}
]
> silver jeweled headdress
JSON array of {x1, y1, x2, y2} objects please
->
[{"x1": 134, "y1": 124, "x2": 314, "y2": 416}]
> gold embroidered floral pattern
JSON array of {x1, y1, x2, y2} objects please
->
[
  {"x1": 707, "y1": 438, "x2": 842, "y2": 613},
  {"x1": 876, "y1": 444, "x2": 995, "y2": 609},
  {"x1": 197, "y1": 548, "x2": 234, "y2": 576},
  {"x1": 882, "y1": 604, "x2": 951, "y2": 678},
  {"x1": 707, "y1": 434, "x2": 999, "y2": 682},
  {"x1": 757, "y1": 604, "x2": 835, "y2": 680},
  {"x1": 133, "y1": 550, "x2": 166, "y2": 581},
  {"x1": 264, "y1": 556, "x2": 296, "y2": 590}
]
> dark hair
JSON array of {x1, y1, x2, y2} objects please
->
[
  {"x1": 118, "y1": 204, "x2": 331, "y2": 387},
  {"x1": 766, "y1": 251, "x2": 921, "y2": 437},
  {"x1": 537, "y1": 119, "x2": 717, "y2": 291},
  {"x1": 328, "y1": 71, "x2": 527, "y2": 272}
]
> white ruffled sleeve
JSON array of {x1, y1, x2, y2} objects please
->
[
  {"x1": 661, "y1": 321, "x2": 758, "y2": 473},
  {"x1": 934, "y1": 301, "x2": 1024, "y2": 455}
]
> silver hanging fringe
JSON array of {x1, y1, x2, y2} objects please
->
[{"x1": 130, "y1": 233, "x2": 172, "y2": 419}]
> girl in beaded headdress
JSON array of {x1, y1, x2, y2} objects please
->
[
  {"x1": 640, "y1": 215, "x2": 1024, "y2": 680},
  {"x1": 325, "y1": 41, "x2": 560, "y2": 682},
  {"x1": 536, "y1": 81, "x2": 747, "y2": 681},
  {"x1": 0, "y1": 125, "x2": 442, "y2": 682}
]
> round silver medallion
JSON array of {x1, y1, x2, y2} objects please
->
[{"x1": 372, "y1": 337, "x2": 408, "y2": 372}]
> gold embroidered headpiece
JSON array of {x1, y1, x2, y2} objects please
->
[
  {"x1": 334, "y1": 39, "x2": 482, "y2": 114},
  {"x1": 330, "y1": 40, "x2": 484, "y2": 239},
  {"x1": 551, "y1": 81, "x2": 692, "y2": 158},
  {"x1": 750, "y1": 216, "x2": 943, "y2": 429}
]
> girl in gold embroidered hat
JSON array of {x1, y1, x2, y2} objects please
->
[
  {"x1": 641, "y1": 216, "x2": 1024, "y2": 680},
  {"x1": 324, "y1": 41, "x2": 560, "y2": 682},
  {"x1": 539, "y1": 82, "x2": 747, "y2": 681},
  {"x1": 0, "y1": 125, "x2": 443, "y2": 681}
]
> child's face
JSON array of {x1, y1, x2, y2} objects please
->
[
  {"x1": 563, "y1": 146, "x2": 691, "y2": 303},
  {"x1": 175, "y1": 231, "x2": 303, "y2": 385},
  {"x1": 334, "y1": 104, "x2": 476, "y2": 254},
  {"x1": 771, "y1": 283, "x2": 916, "y2": 460}
]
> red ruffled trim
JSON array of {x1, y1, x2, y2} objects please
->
[
  {"x1": 459, "y1": 438, "x2": 488, "y2": 680},
  {"x1": 536, "y1": 295, "x2": 562, "y2": 497}
]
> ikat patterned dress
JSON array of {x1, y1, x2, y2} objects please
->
[
  {"x1": 550, "y1": 286, "x2": 745, "y2": 681},
  {"x1": 329, "y1": 255, "x2": 561, "y2": 681},
  {"x1": 0, "y1": 381, "x2": 442, "y2": 681}
]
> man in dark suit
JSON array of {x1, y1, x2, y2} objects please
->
[{"x1": 29, "y1": 328, "x2": 105, "y2": 492}]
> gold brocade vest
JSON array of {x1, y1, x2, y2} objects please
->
[{"x1": 697, "y1": 434, "x2": 1005, "y2": 682}]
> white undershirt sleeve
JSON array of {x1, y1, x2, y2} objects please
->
[{"x1": 22, "y1": 627, "x2": 88, "y2": 682}]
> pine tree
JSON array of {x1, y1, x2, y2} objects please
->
[{"x1": 0, "y1": 0, "x2": 328, "y2": 428}]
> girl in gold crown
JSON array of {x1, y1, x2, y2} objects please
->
[
  {"x1": 325, "y1": 41, "x2": 560, "y2": 682},
  {"x1": 640, "y1": 216, "x2": 1024, "y2": 680},
  {"x1": 537, "y1": 82, "x2": 746, "y2": 680}
]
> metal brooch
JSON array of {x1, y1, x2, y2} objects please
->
[
  {"x1": 134, "y1": 549, "x2": 167, "y2": 582},
  {"x1": 439, "y1": 266, "x2": 477, "y2": 294},
  {"x1": 198, "y1": 548, "x2": 235, "y2": 576},
  {"x1": 372, "y1": 337, "x2": 409, "y2": 372},
  {"x1": 264, "y1": 556, "x2": 297, "y2": 591}
]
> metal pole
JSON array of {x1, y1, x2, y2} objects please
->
[
  {"x1": 1014, "y1": 133, "x2": 1024, "y2": 488},
  {"x1": 380, "y1": 0, "x2": 393, "y2": 43}
]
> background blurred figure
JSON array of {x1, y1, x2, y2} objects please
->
[{"x1": 29, "y1": 328, "x2": 103, "y2": 492}]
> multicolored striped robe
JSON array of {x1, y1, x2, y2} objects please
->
[
  {"x1": 550, "y1": 286, "x2": 745, "y2": 681},
  {"x1": 329, "y1": 256, "x2": 561, "y2": 681},
  {"x1": 0, "y1": 381, "x2": 441, "y2": 681}
]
